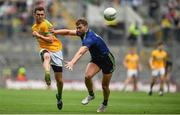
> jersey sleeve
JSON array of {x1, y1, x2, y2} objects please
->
[
  {"x1": 124, "y1": 55, "x2": 129, "y2": 62},
  {"x1": 82, "y1": 36, "x2": 94, "y2": 48},
  {"x1": 165, "y1": 52, "x2": 168, "y2": 58},
  {"x1": 136, "y1": 54, "x2": 139, "y2": 62},
  {"x1": 32, "y1": 25, "x2": 36, "y2": 32},
  {"x1": 31, "y1": 26, "x2": 34, "y2": 32},
  {"x1": 41, "y1": 21, "x2": 52, "y2": 36},
  {"x1": 164, "y1": 52, "x2": 168, "y2": 61},
  {"x1": 151, "y1": 51, "x2": 156, "y2": 58}
]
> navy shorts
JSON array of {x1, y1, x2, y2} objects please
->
[{"x1": 90, "y1": 52, "x2": 115, "y2": 74}]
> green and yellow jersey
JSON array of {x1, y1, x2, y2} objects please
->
[
  {"x1": 32, "y1": 19, "x2": 62, "y2": 52},
  {"x1": 151, "y1": 49, "x2": 167, "y2": 69}
]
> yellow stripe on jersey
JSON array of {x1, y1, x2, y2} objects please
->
[{"x1": 32, "y1": 19, "x2": 62, "y2": 52}]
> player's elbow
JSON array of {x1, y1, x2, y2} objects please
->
[
  {"x1": 81, "y1": 49, "x2": 88, "y2": 55},
  {"x1": 79, "y1": 51, "x2": 86, "y2": 56},
  {"x1": 65, "y1": 30, "x2": 73, "y2": 35},
  {"x1": 49, "y1": 40, "x2": 53, "y2": 43},
  {"x1": 78, "y1": 47, "x2": 88, "y2": 57},
  {"x1": 48, "y1": 36, "x2": 53, "y2": 43}
]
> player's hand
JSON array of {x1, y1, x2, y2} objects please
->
[
  {"x1": 150, "y1": 65, "x2": 155, "y2": 70},
  {"x1": 64, "y1": 61, "x2": 74, "y2": 71},
  {"x1": 138, "y1": 65, "x2": 142, "y2": 71},
  {"x1": 49, "y1": 28, "x2": 56, "y2": 34},
  {"x1": 32, "y1": 31, "x2": 39, "y2": 37}
]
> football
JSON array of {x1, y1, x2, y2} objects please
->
[{"x1": 103, "y1": 7, "x2": 117, "y2": 21}]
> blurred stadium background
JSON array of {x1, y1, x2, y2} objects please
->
[{"x1": 0, "y1": 0, "x2": 180, "y2": 92}]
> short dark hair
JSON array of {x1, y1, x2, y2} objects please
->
[
  {"x1": 157, "y1": 41, "x2": 163, "y2": 46},
  {"x1": 76, "y1": 18, "x2": 88, "y2": 26},
  {"x1": 34, "y1": 6, "x2": 45, "y2": 13}
]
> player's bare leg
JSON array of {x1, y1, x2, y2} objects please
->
[
  {"x1": 55, "y1": 72, "x2": 63, "y2": 110},
  {"x1": 166, "y1": 78, "x2": 170, "y2": 93},
  {"x1": 97, "y1": 73, "x2": 112, "y2": 112},
  {"x1": 133, "y1": 77, "x2": 138, "y2": 91},
  {"x1": 165, "y1": 74, "x2": 170, "y2": 92},
  {"x1": 43, "y1": 52, "x2": 51, "y2": 86},
  {"x1": 55, "y1": 72, "x2": 63, "y2": 100},
  {"x1": 159, "y1": 76, "x2": 164, "y2": 96},
  {"x1": 166, "y1": 80, "x2": 170, "y2": 93},
  {"x1": 149, "y1": 77, "x2": 157, "y2": 95},
  {"x1": 122, "y1": 77, "x2": 132, "y2": 91},
  {"x1": 81, "y1": 63, "x2": 100, "y2": 105}
]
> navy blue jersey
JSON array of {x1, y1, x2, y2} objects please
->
[{"x1": 79, "y1": 29, "x2": 110, "y2": 59}]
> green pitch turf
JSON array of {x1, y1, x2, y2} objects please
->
[{"x1": 0, "y1": 88, "x2": 180, "y2": 114}]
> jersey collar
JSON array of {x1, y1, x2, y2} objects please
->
[{"x1": 81, "y1": 29, "x2": 89, "y2": 40}]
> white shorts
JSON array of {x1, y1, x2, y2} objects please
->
[
  {"x1": 40, "y1": 49, "x2": 63, "y2": 67},
  {"x1": 152, "y1": 68, "x2": 165, "y2": 77},
  {"x1": 127, "y1": 69, "x2": 138, "y2": 77}
]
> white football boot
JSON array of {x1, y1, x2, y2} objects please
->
[{"x1": 81, "y1": 95, "x2": 95, "y2": 105}]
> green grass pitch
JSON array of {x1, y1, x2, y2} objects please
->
[{"x1": 0, "y1": 88, "x2": 180, "y2": 114}]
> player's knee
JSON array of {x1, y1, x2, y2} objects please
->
[
  {"x1": 56, "y1": 79, "x2": 63, "y2": 85},
  {"x1": 85, "y1": 74, "x2": 93, "y2": 80},
  {"x1": 44, "y1": 53, "x2": 51, "y2": 60},
  {"x1": 102, "y1": 84, "x2": 109, "y2": 91}
]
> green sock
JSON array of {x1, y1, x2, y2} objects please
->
[
  {"x1": 88, "y1": 91, "x2": 94, "y2": 97},
  {"x1": 57, "y1": 83, "x2": 63, "y2": 99},
  {"x1": 58, "y1": 92, "x2": 62, "y2": 99},
  {"x1": 45, "y1": 71, "x2": 50, "y2": 76},
  {"x1": 103, "y1": 100, "x2": 108, "y2": 106},
  {"x1": 45, "y1": 71, "x2": 51, "y2": 85},
  {"x1": 160, "y1": 87, "x2": 163, "y2": 92}
]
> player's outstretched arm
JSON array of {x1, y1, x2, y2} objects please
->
[
  {"x1": 51, "y1": 29, "x2": 77, "y2": 36},
  {"x1": 138, "y1": 61, "x2": 142, "y2": 71},
  {"x1": 149, "y1": 57, "x2": 154, "y2": 69},
  {"x1": 65, "y1": 46, "x2": 88, "y2": 71},
  {"x1": 32, "y1": 31, "x2": 53, "y2": 43},
  {"x1": 123, "y1": 58, "x2": 127, "y2": 69}
]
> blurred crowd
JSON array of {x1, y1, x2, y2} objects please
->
[
  {"x1": 0, "y1": 0, "x2": 60, "y2": 38},
  {"x1": 0, "y1": 0, "x2": 179, "y2": 44},
  {"x1": 160, "y1": 0, "x2": 180, "y2": 43}
]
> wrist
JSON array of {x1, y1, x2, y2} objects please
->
[
  {"x1": 36, "y1": 33, "x2": 41, "y2": 38},
  {"x1": 70, "y1": 61, "x2": 75, "y2": 65},
  {"x1": 54, "y1": 30, "x2": 58, "y2": 34}
]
